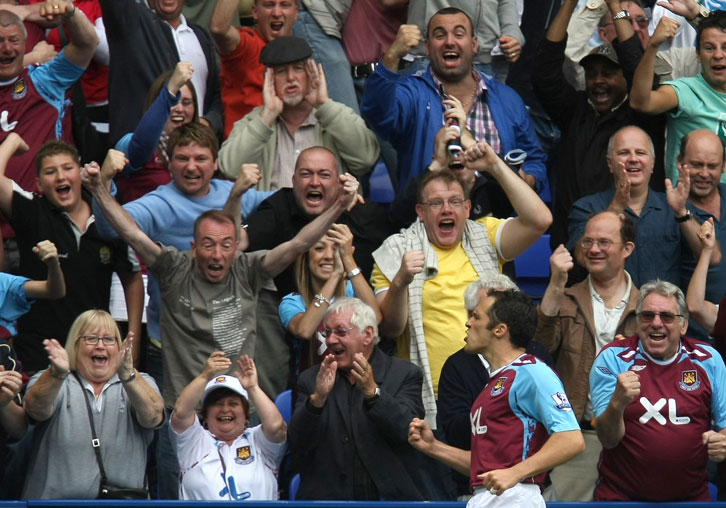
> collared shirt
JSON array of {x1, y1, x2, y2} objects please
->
[
  {"x1": 273, "y1": 109, "x2": 319, "y2": 189},
  {"x1": 583, "y1": 271, "x2": 632, "y2": 421},
  {"x1": 433, "y1": 70, "x2": 501, "y2": 155},
  {"x1": 166, "y1": 14, "x2": 208, "y2": 116},
  {"x1": 589, "y1": 272, "x2": 632, "y2": 355}
]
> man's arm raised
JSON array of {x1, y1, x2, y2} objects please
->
[
  {"x1": 462, "y1": 142, "x2": 552, "y2": 260},
  {"x1": 261, "y1": 173, "x2": 358, "y2": 277},
  {"x1": 629, "y1": 17, "x2": 680, "y2": 113},
  {"x1": 81, "y1": 151, "x2": 162, "y2": 267},
  {"x1": 0, "y1": 133, "x2": 29, "y2": 218},
  {"x1": 209, "y1": 0, "x2": 242, "y2": 56}
]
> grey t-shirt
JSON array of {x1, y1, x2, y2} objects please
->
[{"x1": 151, "y1": 246, "x2": 270, "y2": 409}]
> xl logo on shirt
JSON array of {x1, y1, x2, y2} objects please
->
[
  {"x1": 470, "y1": 407, "x2": 488, "y2": 435},
  {"x1": 0, "y1": 111, "x2": 17, "y2": 132},
  {"x1": 638, "y1": 397, "x2": 690, "y2": 425}
]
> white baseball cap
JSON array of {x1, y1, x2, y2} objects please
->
[{"x1": 201, "y1": 375, "x2": 249, "y2": 403}]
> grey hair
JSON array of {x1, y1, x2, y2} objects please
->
[
  {"x1": 636, "y1": 279, "x2": 688, "y2": 324},
  {"x1": 464, "y1": 274, "x2": 518, "y2": 312},
  {"x1": 324, "y1": 297, "x2": 380, "y2": 345}
]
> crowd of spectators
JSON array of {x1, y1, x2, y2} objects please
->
[{"x1": 3, "y1": 0, "x2": 726, "y2": 503}]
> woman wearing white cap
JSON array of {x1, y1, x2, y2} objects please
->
[{"x1": 170, "y1": 352, "x2": 287, "y2": 500}]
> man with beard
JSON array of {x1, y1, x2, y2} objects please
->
[
  {"x1": 360, "y1": 7, "x2": 547, "y2": 197},
  {"x1": 218, "y1": 36, "x2": 379, "y2": 191}
]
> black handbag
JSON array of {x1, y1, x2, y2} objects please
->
[{"x1": 73, "y1": 372, "x2": 149, "y2": 499}]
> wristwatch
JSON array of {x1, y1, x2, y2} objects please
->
[
  {"x1": 347, "y1": 267, "x2": 362, "y2": 279},
  {"x1": 692, "y1": 4, "x2": 711, "y2": 27},
  {"x1": 612, "y1": 10, "x2": 630, "y2": 21},
  {"x1": 675, "y1": 210, "x2": 692, "y2": 223},
  {"x1": 366, "y1": 386, "x2": 381, "y2": 405}
]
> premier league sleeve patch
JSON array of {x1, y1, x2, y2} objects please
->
[
  {"x1": 679, "y1": 370, "x2": 701, "y2": 392},
  {"x1": 551, "y1": 392, "x2": 573, "y2": 411},
  {"x1": 235, "y1": 446, "x2": 254, "y2": 465}
]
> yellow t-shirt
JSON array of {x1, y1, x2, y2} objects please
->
[{"x1": 370, "y1": 217, "x2": 506, "y2": 395}]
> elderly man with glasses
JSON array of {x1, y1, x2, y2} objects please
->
[
  {"x1": 287, "y1": 297, "x2": 429, "y2": 500},
  {"x1": 589, "y1": 279, "x2": 726, "y2": 501},
  {"x1": 537, "y1": 210, "x2": 639, "y2": 501}
]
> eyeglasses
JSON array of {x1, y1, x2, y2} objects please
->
[
  {"x1": 637, "y1": 311, "x2": 682, "y2": 324},
  {"x1": 421, "y1": 198, "x2": 466, "y2": 210},
  {"x1": 80, "y1": 335, "x2": 117, "y2": 346},
  {"x1": 634, "y1": 16, "x2": 650, "y2": 29},
  {"x1": 321, "y1": 326, "x2": 356, "y2": 339},
  {"x1": 580, "y1": 238, "x2": 622, "y2": 250}
]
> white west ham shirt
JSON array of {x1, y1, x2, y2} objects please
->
[{"x1": 173, "y1": 415, "x2": 286, "y2": 500}]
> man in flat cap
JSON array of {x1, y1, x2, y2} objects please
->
[{"x1": 218, "y1": 36, "x2": 380, "y2": 191}]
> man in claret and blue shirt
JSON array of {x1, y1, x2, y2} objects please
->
[
  {"x1": 409, "y1": 287, "x2": 584, "y2": 508},
  {"x1": 590, "y1": 279, "x2": 726, "y2": 501}
]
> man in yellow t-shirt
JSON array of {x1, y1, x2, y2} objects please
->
[{"x1": 370, "y1": 141, "x2": 551, "y2": 425}]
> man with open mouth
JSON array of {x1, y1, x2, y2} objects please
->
[
  {"x1": 209, "y1": 0, "x2": 298, "y2": 137},
  {"x1": 361, "y1": 7, "x2": 547, "y2": 201},
  {"x1": 218, "y1": 35, "x2": 379, "y2": 192},
  {"x1": 568, "y1": 125, "x2": 720, "y2": 290},
  {"x1": 590, "y1": 279, "x2": 726, "y2": 501}
]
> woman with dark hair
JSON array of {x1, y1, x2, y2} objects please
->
[
  {"x1": 170, "y1": 352, "x2": 286, "y2": 500},
  {"x1": 114, "y1": 61, "x2": 199, "y2": 203},
  {"x1": 279, "y1": 223, "x2": 381, "y2": 370}
]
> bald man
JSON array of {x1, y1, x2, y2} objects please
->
[{"x1": 680, "y1": 129, "x2": 726, "y2": 338}]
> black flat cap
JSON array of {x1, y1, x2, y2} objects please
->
[{"x1": 260, "y1": 36, "x2": 312, "y2": 66}]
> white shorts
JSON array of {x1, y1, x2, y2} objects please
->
[{"x1": 468, "y1": 484, "x2": 545, "y2": 508}]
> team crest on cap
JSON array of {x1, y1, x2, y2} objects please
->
[
  {"x1": 215, "y1": 376, "x2": 226, "y2": 383},
  {"x1": 12, "y1": 79, "x2": 26, "y2": 100},
  {"x1": 490, "y1": 377, "x2": 507, "y2": 397},
  {"x1": 679, "y1": 370, "x2": 701, "y2": 392},
  {"x1": 235, "y1": 446, "x2": 254, "y2": 465}
]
